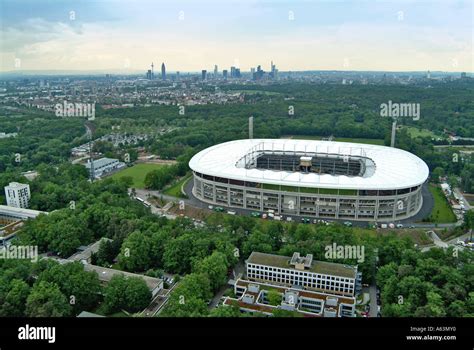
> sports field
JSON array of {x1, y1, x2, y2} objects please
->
[{"x1": 110, "y1": 163, "x2": 164, "y2": 189}]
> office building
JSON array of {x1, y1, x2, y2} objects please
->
[
  {"x1": 223, "y1": 252, "x2": 360, "y2": 317},
  {"x1": 4, "y1": 182, "x2": 31, "y2": 208}
]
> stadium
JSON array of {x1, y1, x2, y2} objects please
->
[{"x1": 188, "y1": 139, "x2": 429, "y2": 222}]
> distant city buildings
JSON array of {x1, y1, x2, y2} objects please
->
[
  {"x1": 161, "y1": 62, "x2": 166, "y2": 80},
  {"x1": 269, "y1": 60, "x2": 278, "y2": 79},
  {"x1": 146, "y1": 62, "x2": 154, "y2": 80},
  {"x1": 201, "y1": 70, "x2": 207, "y2": 81},
  {"x1": 223, "y1": 252, "x2": 361, "y2": 317},
  {"x1": 230, "y1": 66, "x2": 241, "y2": 78},
  {"x1": 84, "y1": 157, "x2": 126, "y2": 179},
  {"x1": 4, "y1": 182, "x2": 31, "y2": 208}
]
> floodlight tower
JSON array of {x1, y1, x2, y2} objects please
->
[
  {"x1": 390, "y1": 117, "x2": 398, "y2": 148},
  {"x1": 249, "y1": 116, "x2": 254, "y2": 139},
  {"x1": 84, "y1": 121, "x2": 96, "y2": 182}
]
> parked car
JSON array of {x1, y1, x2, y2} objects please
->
[
  {"x1": 343, "y1": 221, "x2": 353, "y2": 227},
  {"x1": 286, "y1": 217, "x2": 292, "y2": 222},
  {"x1": 396, "y1": 223, "x2": 404, "y2": 228}
]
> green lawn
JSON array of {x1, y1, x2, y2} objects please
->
[
  {"x1": 110, "y1": 163, "x2": 164, "y2": 189},
  {"x1": 163, "y1": 175, "x2": 191, "y2": 198},
  {"x1": 404, "y1": 126, "x2": 440, "y2": 139},
  {"x1": 428, "y1": 184, "x2": 457, "y2": 223},
  {"x1": 283, "y1": 135, "x2": 384, "y2": 145}
]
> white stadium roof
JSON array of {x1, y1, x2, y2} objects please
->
[{"x1": 189, "y1": 139, "x2": 429, "y2": 191}]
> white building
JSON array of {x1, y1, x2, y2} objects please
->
[
  {"x1": 189, "y1": 139, "x2": 429, "y2": 221},
  {"x1": 4, "y1": 182, "x2": 31, "y2": 208},
  {"x1": 224, "y1": 252, "x2": 360, "y2": 317},
  {"x1": 84, "y1": 157, "x2": 126, "y2": 179}
]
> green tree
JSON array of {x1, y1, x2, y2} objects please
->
[
  {"x1": 118, "y1": 231, "x2": 153, "y2": 272},
  {"x1": 0, "y1": 279, "x2": 30, "y2": 316},
  {"x1": 209, "y1": 304, "x2": 242, "y2": 317},
  {"x1": 25, "y1": 281, "x2": 72, "y2": 317},
  {"x1": 160, "y1": 273, "x2": 212, "y2": 317},
  {"x1": 193, "y1": 251, "x2": 229, "y2": 292},
  {"x1": 267, "y1": 289, "x2": 282, "y2": 306},
  {"x1": 103, "y1": 275, "x2": 151, "y2": 314}
]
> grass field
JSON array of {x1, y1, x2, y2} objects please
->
[
  {"x1": 110, "y1": 163, "x2": 164, "y2": 189},
  {"x1": 404, "y1": 126, "x2": 440, "y2": 139},
  {"x1": 428, "y1": 184, "x2": 457, "y2": 223},
  {"x1": 282, "y1": 135, "x2": 385, "y2": 145},
  {"x1": 163, "y1": 175, "x2": 191, "y2": 198}
]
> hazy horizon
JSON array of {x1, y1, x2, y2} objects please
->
[{"x1": 1, "y1": 0, "x2": 473, "y2": 73}]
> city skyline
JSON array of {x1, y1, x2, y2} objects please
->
[{"x1": 0, "y1": 0, "x2": 472, "y2": 73}]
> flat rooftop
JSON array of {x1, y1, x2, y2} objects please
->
[
  {"x1": 247, "y1": 252, "x2": 357, "y2": 279},
  {"x1": 83, "y1": 264, "x2": 162, "y2": 291},
  {"x1": 0, "y1": 205, "x2": 47, "y2": 219}
]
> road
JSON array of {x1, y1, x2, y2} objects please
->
[
  {"x1": 368, "y1": 284, "x2": 378, "y2": 317},
  {"x1": 428, "y1": 230, "x2": 448, "y2": 248},
  {"x1": 134, "y1": 180, "x2": 462, "y2": 230},
  {"x1": 454, "y1": 187, "x2": 472, "y2": 211}
]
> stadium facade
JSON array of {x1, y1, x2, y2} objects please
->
[{"x1": 189, "y1": 139, "x2": 429, "y2": 222}]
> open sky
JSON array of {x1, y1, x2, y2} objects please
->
[{"x1": 0, "y1": 0, "x2": 472, "y2": 72}]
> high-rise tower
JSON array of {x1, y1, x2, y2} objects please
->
[{"x1": 161, "y1": 63, "x2": 166, "y2": 80}]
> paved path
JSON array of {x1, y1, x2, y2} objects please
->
[
  {"x1": 368, "y1": 284, "x2": 378, "y2": 317},
  {"x1": 454, "y1": 188, "x2": 472, "y2": 210}
]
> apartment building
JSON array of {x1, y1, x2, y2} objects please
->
[{"x1": 4, "y1": 182, "x2": 31, "y2": 208}]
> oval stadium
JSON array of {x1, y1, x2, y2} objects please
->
[{"x1": 189, "y1": 139, "x2": 429, "y2": 222}]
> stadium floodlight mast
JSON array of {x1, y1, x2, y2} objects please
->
[
  {"x1": 249, "y1": 116, "x2": 254, "y2": 139},
  {"x1": 84, "y1": 121, "x2": 96, "y2": 182},
  {"x1": 390, "y1": 116, "x2": 398, "y2": 148}
]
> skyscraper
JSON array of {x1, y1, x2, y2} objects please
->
[
  {"x1": 270, "y1": 61, "x2": 278, "y2": 79},
  {"x1": 146, "y1": 62, "x2": 154, "y2": 80},
  {"x1": 223, "y1": 70, "x2": 228, "y2": 80},
  {"x1": 214, "y1": 65, "x2": 218, "y2": 78},
  {"x1": 201, "y1": 70, "x2": 207, "y2": 80},
  {"x1": 161, "y1": 63, "x2": 166, "y2": 80}
]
